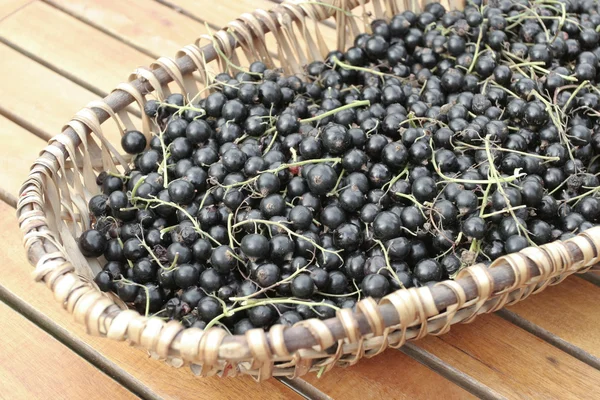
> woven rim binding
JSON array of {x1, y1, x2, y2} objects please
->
[{"x1": 16, "y1": 0, "x2": 600, "y2": 380}]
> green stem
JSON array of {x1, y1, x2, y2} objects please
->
[
  {"x1": 299, "y1": 100, "x2": 370, "y2": 124},
  {"x1": 129, "y1": 175, "x2": 147, "y2": 200},
  {"x1": 480, "y1": 205, "x2": 527, "y2": 218},
  {"x1": 227, "y1": 214, "x2": 234, "y2": 248},
  {"x1": 479, "y1": 183, "x2": 492, "y2": 218},
  {"x1": 133, "y1": 196, "x2": 221, "y2": 245},
  {"x1": 562, "y1": 186, "x2": 600, "y2": 205},
  {"x1": 138, "y1": 240, "x2": 172, "y2": 271},
  {"x1": 230, "y1": 266, "x2": 309, "y2": 302},
  {"x1": 113, "y1": 278, "x2": 150, "y2": 316},
  {"x1": 467, "y1": 22, "x2": 485, "y2": 74},
  {"x1": 263, "y1": 129, "x2": 278, "y2": 154},
  {"x1": 374, "y1": 239, "x2": 404, "y2": 289},
  {"x1": 562, "y1": 80, "x2": 589, "y2": 113},
  {"x1": 328, "y1": 169, "x2": 345, "y2": 196},
  {"x1": 454, "y1": 142, "x2": 561, "y2": 162},
  {"x1": 484, "y1": 136, "x2": 534, "y2": 245},
  {"x1": 204, "y1": 298, "x2": 339, "y2": 329},
  {"x1": 221, "y1": 158, "x2": 341, "y2": 190},
  {"x1": 232, "y1": 219, "x2": 342, "y2": 260},
  {"x1": 332, "y1": 57, "x2": 396, "y2": 79}
]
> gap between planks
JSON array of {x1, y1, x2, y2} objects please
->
[
  {"x1": 400, "y1": 343, "x2": 504, "y2": 400},
  {"x1": 0, "y1": 298, "x2": 138, "y2": 400},
  {"x1": 42, "y1": 0, "x2": 159, "y2": 59},
  {"x1": 0, "y1": 37, "x2": 142, "y2": 119},
  {"x1": 0, "y1": 283, "x2": 163, "y2": 400},
  {"x1": 497, "y1": 309, "x2": 600, "y2": 371},
  {"x1": 151, "y1": 0, "x2": 280, "y2": 62},
  {"x1": 579, "y1": 271, "x2": 600, "y2": 287}
]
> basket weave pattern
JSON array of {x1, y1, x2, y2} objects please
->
[{"x1": 16, "y1": 0, "x2": 600, "y2": 380}]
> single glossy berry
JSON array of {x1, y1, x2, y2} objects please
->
[
  {"x1": 373, "y1": 211, "x2": 401, "y2": 240},
  {"x1": 462, "y1": 216, "x2": 486, "y2": 239},
  {"x1": 167, "y1": 180, "x2": 196, "y2": 204},
  {"x1": 290, "y1": 274, "x2": 315, "y2": 298},
  {"x1": 134, "y1": 284, "x2": 165, "y2": 314},
  {"x1": 78, "y1": 229, "x2": 107, "y2": 257},
  {"x1": 306, "y1": 164, "x2": 338, "y2": 195},
  {"x1": 197, "y1": 296, "x2": 223, "y2": 322},
  {"x1": 199, "y1": 269, "x2": 223, "y2": 292},
  {"x1": 89, "y1": 194, "x2": 109, "y2": 217},
  {"x1": 221, "y1": 147, "x2": 247, "y2": 172},
  {"x1": 174, "y1": 264, "x2": 201, "y2": 289},
  {"x1": 94, "y1": 271, "x2": 113, "y2": 292},
  {"x1": 241, "y1": 234, "x2": 270, "y2": 259},
  {"x1": 210, "y1": 245, "x2": 238, "y2": 274},
  {"x1": 248, "y1": 304, "x2": 276, "y2": 327},
  {"x1": 289, "y1": 205, "x2": 313, "y2": 230},
  {"x1": 414, "y1": 259, "x2": 443, "y2": 283},
  {"x1": 115, "y1": 281, "x2": 139, "y2": 303},
  {"x1": 333, "y1": 222, "x2": 363, "y2": 251},
  {"x1": 412, "y1": 176, "x2": 437, "y2": 203},
  {"x1": 123, "y1": 238, "x2": 147, "y2": 261},
  {"x1": 254, "y1": 263, "x2": 280, "y2": 287},
  {"x1": 361, "y1": 273, "x2": 390, "y2": 298},
  {"x1": 505, "y1": 235, "x2": 528, "y2": 254}
]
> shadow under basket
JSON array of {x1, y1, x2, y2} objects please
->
[{"x1": 16, "y1": 0, "x2": 600, "y2": 381}]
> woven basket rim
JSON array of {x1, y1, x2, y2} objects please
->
[{"x1": 15, "y1": 0, "x2": 600, "y2": 379}]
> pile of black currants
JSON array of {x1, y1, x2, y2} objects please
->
[{"x1": 82, "y1": 0, "x2": 600, "y2": 334}]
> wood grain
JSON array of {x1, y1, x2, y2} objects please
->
[
  {"x1": 507, "y1": 277, "x2": 600, "y2": 358},
  {"x1": 0, "y1": 201, "x2": 298, "y2": 400},
  {"x1": 0, "y1": 300, "x2": 135, "y2": 400},
  {"x1": 0, "y1": 43, "x2": 122, "y2": 143},
  {"x1": 301, "y1": 348, "x2": 474, "y2": 400},
  {"x1": 162, "y1": 0, "x2": 289, "y2": 27},
  {"x1": 0, "y1": 0, "x2": 32, "y2": 20},
  {"x1": 0, "y1": 115, "x2": 45, "y2": 197},
  {"x1": 164, "y1": 0, "x2": 339, "y2": 54},
  {"x1": 46, "y1": 0, "x2": 213, "y2": 57},
  {"x1": 419, "y1": 314, "x2": 600, "y2": 399},
  {"x1": 0, "y1": 1, "x2": 153, "y2": 94}
]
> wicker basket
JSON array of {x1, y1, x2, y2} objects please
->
[{"x1": 16, "y1": 0, "x2": 600, "y2": 381}]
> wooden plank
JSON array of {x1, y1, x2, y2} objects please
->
[
  {"x1": 160, "y1": 0, "x2": 285, "y2": 27},
  {"x1": 0, "y1": 1, "x2": 154, "y2": 94},
  {"x1": 0, "y1": 42, "x2": 130, "y2": 146},
  {"x1": 0, "y1": 0, "x2": 32, "y2": 20},
  {"x1": 507, "y1": 277, "x2": 600, "y2": 358},
  {"x1": 0, "y1": 201, "x2": 300, "y2": 400},
  {"x1": 162, "y1": 0, "x2": 339, "y2": 51},
  {"x1": 302, "y1": 347, "x2": 475, "y2": 400},
  {"x1": 0, "y1": 115, "x2": 45, "y2": 198},
  {"x1": 46, "y1": 0, "x2": 213, "y2": 58},
  {"x1": 580, "y1": 272, "x2": 600, "y2": 286},
  {"x1": 0, "y1": 43, "x2": 108, "y2": 140},
  {"x1": 0, "y1": 300, "x2": 136, "y2": 400},
  {"x1": 418, "y1": 314, "x2": 600, "y2": 399}
]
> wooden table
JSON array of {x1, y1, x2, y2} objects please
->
[{"x1": 0, "y1": 1, "x2": 599, "y2": 399}]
